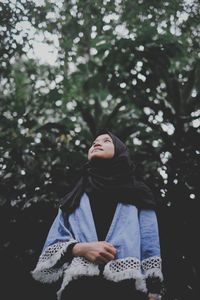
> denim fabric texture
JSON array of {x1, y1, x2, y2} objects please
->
[
  {"x1": 42, "y1": 192, "x2": 161, "y2": 265},
  {"x1": 32, "y1": 192, "x2": 163, "y2": 299}
]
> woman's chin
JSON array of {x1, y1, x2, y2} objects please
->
[{"x1": 90, "y1": 154, "x2": 105, "y2": 160}]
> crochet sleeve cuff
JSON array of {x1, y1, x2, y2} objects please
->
[
  {"x1": 31, "y1": 239, "x2": 78, "y2": 284},
  {"x1": 142, "y1": 256, "x2": 163, "y2": 294}
]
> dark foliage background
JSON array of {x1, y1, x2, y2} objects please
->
[{"x1": 0, "y1": 1, "x2": 200, "y2": 299}]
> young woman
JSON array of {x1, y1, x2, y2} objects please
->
[{"x1": 31, "y1": 131, "x2": 163, "y2": 300}]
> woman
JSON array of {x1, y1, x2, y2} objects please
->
[{"x1": 31, "y1": 131, "x2": 163, "y2": 300}]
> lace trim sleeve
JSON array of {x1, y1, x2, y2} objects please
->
[
  {"x1": 103, "y1": 257, "x2": 147, "y2": 293},
  {"x1": 31, "y1": 239, "x2": 77, "y2": 283},
  {"x1": 57, "y1": 256, "x2": 100, "y2": 300},
  {"x1": 142, "y1": 256, "x2": 163, "y2": 294},
  {"x1": 142, "y1": 256, "x2": 163, "y2": 278}
]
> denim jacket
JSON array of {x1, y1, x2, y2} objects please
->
[{"x1": 31, "y1": 193, "x2": 163, "y2": 299}]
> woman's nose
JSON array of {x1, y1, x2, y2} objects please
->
[{"x1": 94, "y1": 141, "x2": 101, "y2": 147}]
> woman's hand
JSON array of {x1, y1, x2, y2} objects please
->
[{"x1": 72, "y1": 241, "x2": 117, "y2": 265}]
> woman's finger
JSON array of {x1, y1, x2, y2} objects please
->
[{"x1": 101, "y1": 252, "x2": 115, "y2": 262}]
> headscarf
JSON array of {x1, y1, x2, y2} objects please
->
[{"x1": 60, "y1": 130, "x2": 156, "y2": 213}]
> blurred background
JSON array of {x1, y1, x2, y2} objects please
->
[{"x1": 0, "y1": 0, "x2": 200, "y2": 299}]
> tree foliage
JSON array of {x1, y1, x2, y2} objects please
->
[{"x1": 0, "y1": 1, "x2": 200, "y2": 299}]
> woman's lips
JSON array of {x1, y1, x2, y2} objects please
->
[{"x1": 92, "y1": 148, "x2": 103, "y2": 152}]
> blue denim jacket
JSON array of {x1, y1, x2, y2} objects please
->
[{"x1": 32, "y1": 193, "x2": 163, "y2": 299}]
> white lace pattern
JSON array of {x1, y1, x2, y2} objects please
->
[
  {"x1": 32, "y1": 243, "x2": 163, "y2": 296},
  {"x1": 142, "y1": 256, "x2": 163, "y2": 280},
  {"x1": 57, "y1": 256, "x2": 100, "y2": 300},
  {"x1": 31, "y1": 239, "x2": 77, "y2": 283},
  {"x1": 103, "y1": 257, "x2": 147, "y2": 292}
]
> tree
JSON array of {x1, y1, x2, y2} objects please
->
[{"x1": 0, "y1": 1, "x2": 200, "y2": 299}]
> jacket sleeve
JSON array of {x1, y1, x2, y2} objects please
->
[
  {"x1": 139, "y1": 209, "x2": 163, "y2": 294},
  {"x1": 31, "y1": 208, "x2": 78, "y2": 284}
]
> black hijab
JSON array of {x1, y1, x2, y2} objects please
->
[{"x1": 60, "y1": 131, "x2": 156, "y2": 213}]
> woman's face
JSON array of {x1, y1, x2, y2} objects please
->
[{"x1": 88, "y1": 134, "x2": 114, "y2": 161}]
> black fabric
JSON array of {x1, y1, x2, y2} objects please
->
[
  {"x1": 60, "y1": 276, "x2": 148, "y2": 300},
  {"x1": 146, "y1": 276, "x2": 163, "y2": 294},
  {"x1": 60, "y1": 130, "x2": 156, "y2": 214},
  {"x1": 89, "y1": 192, "x2": 118, "y2": 241}
]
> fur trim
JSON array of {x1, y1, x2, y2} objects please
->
[
  {"x1": 103, "y1": 257, "x2": 147, "y2": 293},
  {"x1": 31, "y1": 239, "x2": 77, "y2": 283},
  {"x1": 145, "y1": 268, "x2": 163, "y2": 281},
  {"x1": 142, "y1": 256, "x2": 163, "y2": 282},
  {"x1": 57, "y1": 257, "x2": 100, "y2": 300},
  {"x1": 31, "y1": 263, "x2": 69, "y2": 283}
]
